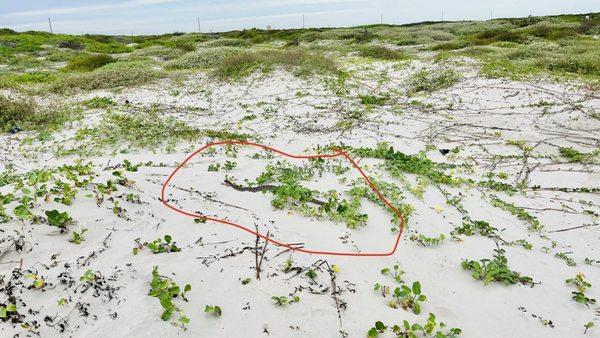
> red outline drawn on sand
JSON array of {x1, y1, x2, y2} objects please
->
[{"x1": 161, "y1": 140, "x2": 405, "y2": 257}]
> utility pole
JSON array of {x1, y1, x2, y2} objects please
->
[
  {"x1": 490, "y1": 9, "x2": 493, "y2": 20},
  {"x1": 302, "y1": 14, "x2": 305, "y2": 29},
  {"x1": 48, "y1": 17, "x2": 53, "y2": 34},
  {"x1": 197, "y1": 17, "x2": 201, "y2": 33},
  {"x1": 380, "y1": 14, "x2": 383, "y2": 24},
  {"x1": 441, "y1": 11, "x2": 444, "y2": 22}
]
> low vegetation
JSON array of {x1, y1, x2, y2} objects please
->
[
  {"x1": 64, "y1": 54, "x2": 116, "y2": 72},
  {"x1": 0, "y1": 95, "x2": 77, "y2": 132}
]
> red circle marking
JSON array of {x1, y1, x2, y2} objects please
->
[{"x1": 161, "y1": 140, "x2": 405, "y2": 257}]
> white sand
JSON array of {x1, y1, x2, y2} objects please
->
[{"x1": 1, "y1": 58, "x2": 599, "y2": 337}]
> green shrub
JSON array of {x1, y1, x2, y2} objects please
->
[
  {"x1": 65, "y1": 54, "x2": 116, "y2": 72},
  {"x1": 52, "y1": 61, "x2": 161, "y2": 92},
  {"x1": 429, "y1": 41, "x2": 469, "y2": 51},
  {"x1": 357, "y1": 45, "x2": 408, "y2": 60},
  {"x1": 87, "y1": 42, "x2": 133, "y2": 54},
  {"x1": 471, "y1": 29, "x2": 524, "y2": 45},
  {"x1": 44, "y1": 49, "x2": 83, "y2": 62},
  {"x1": 164, "y1": 47, "x2": 242, "y2": 69},
  {"x1": 58, "y1": 40, "x2": 85, "y2": 50},
  {"x1": 169, "y1": 39, "x2": 196, "y2": 51}
]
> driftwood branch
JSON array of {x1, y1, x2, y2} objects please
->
[{"x1": 224, "y1": 179, "x2": 327, "y2": 206}]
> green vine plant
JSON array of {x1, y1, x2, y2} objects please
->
[
  {"x1": 69, "y1": 228, "x2": 87, "y2": 244},
  {"x1": 566, "y1": 273, "x2": 596, "y2": 307},
  {"x1": 45, "y1": 209, "x2": 72, "y2": 232},
  {"x1": 451, "y1": 218, "x2": 499, "y2": 239},
  {"x1": 390, "y1": 281, "x2": 427, "y2": 314},
  {"x1": 511, "y1": 239, "x2": 533, "y2": 250},
  {"x1": 24, "y1": 272, "x2": 46, "y2": 290},
  {"x1": 381, "y1": 265, "x2": 405, "y2": 283},
  {"x1": 584, "y1": 258, "x2": 600, "y2": 266},
  {"x1": 410, "y1": 233, "x2": 445, "y2": 247},
  {"x1": 555, "y1": 252, "x2": 577, "y2": 267},
  {"x1": 367, "y1": 312, "x2": 462, "y2": 338},
  {"x1": 489, "y1": 195, "x2": 543, "y2": 232},
  {"x1": 0, "y1": 303, "x2": 17, "y2": 320},
  {"x1": 374, "y1": 265, "x2": 426, "y2": 314},
  {"x1": 584, "y1": 321, "x2": 595, "y2": 334},
  {"x1": 461, "y1": 247, "x2": 535, "y2": 286},
  {"x1": 148, "y1": 266, "x2": 191, "y2": 324},
  {"x1": 133, "y1": 235, "x2": 181, "y2": 255},
  {"x1": 204, "y1": 305, "x2": 222, "y2": 316},
  {"x1": 271, "y1": 295, "x2": 300, "y2": 306}
]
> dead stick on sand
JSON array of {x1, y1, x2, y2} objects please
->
[{"x1": 548, "y1": 223, "x2": 598, "y2": 233}]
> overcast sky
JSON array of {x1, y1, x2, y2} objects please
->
[{"x1": 1, "y1": 0, "x2": 598, "y2": 35}]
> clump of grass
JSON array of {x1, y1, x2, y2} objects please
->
[
  {"x1": 356, "y1": 45, "x2": 408, "y2": 60},
  {"x1": 133, "y1": 45, "x2": 185, "y2": 60},
  {"x1": 202, "y1": 38, "x2": 250, "y2": 47},
  {"x1": 470, "y1": 29, "x2": 524, "y2": 45},
  {"x1": 52, "y1": 61, "x2": 161, "y2": 92},
  {"x1": 214, "y1": 48, "x2": 338, "y2": 79},
  {"x1": 86, "y1": 41, "x2": 133, "y2": 54},
  {"x1": 64, "y1": 54, "x2": 116, "y2": 72},
  {"x1": 409, "y1": 68, "x2": 460, "y2": 94},
  {"x1": 57, "y1": 40, "x2": 85, "y2": 50},
  {"x1": 164, "y1": 47, "x2": 242, "y2": 69},
  {"x1": 214, "y1": 52, "x2": 259, "y2": 78},
  {"x1": 0, "y1": 95, "x2": 76, "y2": 132}
]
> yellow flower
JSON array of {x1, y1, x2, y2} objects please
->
[
  {"x1": 434, "y1": 205, "x2": 444, "y2": 213},
  {"x1": 331, "y1": 264, "x2": 341, "y2": 273}
]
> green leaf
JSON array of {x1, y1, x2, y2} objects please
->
[
  {"x1": 33, "y1": 278, "x2": 45, "y2": 289},
  {"x1": 413, "y1": 302, "x2": 421, "y2": 314},
  {"x1": 412, "y1": 281, "x2": 421, "y2": 295},
  {"x1": 367, "y1": 328, "x2": 378, "y2": 337},
  {"x1": 161, "y1": 309, "x2": 172, "y2": 321}
]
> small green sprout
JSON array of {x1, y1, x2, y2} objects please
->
[
  {"x1": 69, "y1": 228, "x2": 88, "y2": 244},
  {"x1": 204, "y1": 305, "x2": 222, "y2": 316},
  {"x1": 272, "y1": 295, "x2": 300, "y2": 306}
]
